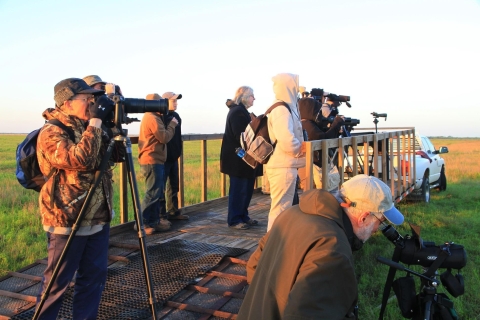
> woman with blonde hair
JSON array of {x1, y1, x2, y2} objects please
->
[{"x1": 220, "y1": 86, "x2": 259, "y2": 230}]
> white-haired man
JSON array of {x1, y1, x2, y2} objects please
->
[{"x1": 238, "y1": 174, "x2": 404, "y2": 320}]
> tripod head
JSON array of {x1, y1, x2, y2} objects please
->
[{"x1": 371, "y1": 112, "x2": 387, "y2": 133}]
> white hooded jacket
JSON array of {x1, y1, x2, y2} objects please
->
[{"x1": 266, "y1": 73, "x2": 306, "y2": 168}]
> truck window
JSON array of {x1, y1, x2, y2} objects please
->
[
  {"x1": 425, "y1": 138, "x2": 435, "y2": 152},
  {"x1": 422, "y1": 137, "x2": 432, "y2": 154}
]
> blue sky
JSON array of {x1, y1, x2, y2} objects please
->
[{"x1": 1, "y1": 0, "x2": 479, "y2": 137}]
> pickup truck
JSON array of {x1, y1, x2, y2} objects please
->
[
  {"x1": 303, "y1": 129, "x2": 449, "y2": 204},
  {"x1": 396, "y1": 135, "x2": 449, "y2": 203},
  {"x1": 342, "y1": 134, "x2": 448, "y2": 203}
]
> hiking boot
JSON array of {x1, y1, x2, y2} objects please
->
[
  {"x1": 133, "y1": 223, "x2": 155, "y2": 235},
  {"x1": 229, "y1": 222, "x2": 250, "y2": 230},
  {"x1": 151, "y1": 219, "x2": 172, "y2": 232},
  {"x1": 168, "y1": 212, "x2": 189, "y2": 220}
]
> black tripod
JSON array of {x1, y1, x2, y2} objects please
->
[
  {"x1": 371, "y1": 112, "x2": 387, "y2": 134},
  {"x1": 33, "y1": 125, "x2": 158, "y2": 319},
  {"x1": 377, "y1": 256, "x2": 457, "y2": 320}
]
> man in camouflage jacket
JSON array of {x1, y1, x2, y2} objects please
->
[{"x1": 35, "y1": 78, "x2": 114, "y2": 319}]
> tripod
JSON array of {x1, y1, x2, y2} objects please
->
[
  {"x1": 33, "y1": 126, "x2": 159, "y2": 319},
  {"x1": 377, "y1": 256, "x2": 457, "y2": 320},
  {"x1": 330, "y1": 126, "x2": 369, "y2": 178},
  {"x1": 371, "y1": 112, "x2": 387, "y2": 134}
]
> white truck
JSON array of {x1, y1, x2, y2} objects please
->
[
  {"x1": 304, "y1": 129, "x2": 448, "y2": 204},
  {"x1": 405, "y1": 135, "x2": 448, "y2": 203},
  {"x1": 342, "y1": 133, "x2": 448, "y2": 203}
]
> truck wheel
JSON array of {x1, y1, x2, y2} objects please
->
[
  {"x1": 437, "y1": 167, "x2": 447, "y2": 191},
  {"x1": 420, "y1": 175, "x2": 430, "y2": 203}
]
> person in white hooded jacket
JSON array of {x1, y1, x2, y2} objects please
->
[{"x1": 266, "y1": 73, "x2": 306, "y2": 230}]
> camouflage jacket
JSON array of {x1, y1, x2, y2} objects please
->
[{"x1": 37, "y1": 108, "x2": 113, "y2": 234}]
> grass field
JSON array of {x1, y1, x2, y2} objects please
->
[
  {"x1": 0, "y1": 135, "x2": 223, "y2": 274},
  {"x1": 1, "y1": 135, "x2": 479, "y2": 318}
]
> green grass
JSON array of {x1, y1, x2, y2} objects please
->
[
  {"x1": 0, "y1": 134, "x2": 224, "y2": 273},
  {"x1": 1, "y1": 135, "x2": 479, "y2": 318},
  {"x1": 352, "y1": 138, "x2": 480, "y2": 318}
]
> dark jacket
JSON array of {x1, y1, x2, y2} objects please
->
[
  {"x1": 220, "y1": 100, "x2": 260, "y2": 178},
  {"x1": 237, "y1": 189, "x2": 359, "y2": 320},
  {"x1": 164, "y1": 111, "x2": 182, "y2": 162},
  {"x1": 298, "y1": 97, "x2": 344, "y2": 167}
]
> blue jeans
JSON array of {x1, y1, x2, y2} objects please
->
[
  {"x1": 36, "y1": 225, "x2": 110, "y2": 320},
  {"x1": 141, "y1": 164, "x2": 166, "y2": 225},
  {"x1": 227, "y1": 175, "x2": 255, "y2": 226},
  {"x1": 164, "y1": 160, "x2": 179, "y2": 215}
]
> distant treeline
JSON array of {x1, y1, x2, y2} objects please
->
[{"x1": 428, "y1": 136, "x2": 480, "y2": 139}]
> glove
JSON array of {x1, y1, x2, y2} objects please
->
[{"x1": 89, "y1": 95, "x2": 114, "y2": 120}]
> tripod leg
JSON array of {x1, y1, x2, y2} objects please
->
[
  {"x1": 121, "y1": 136, "x2": 159, "y2": 319},
  {"x1": 424, "y1": 300, "x2": 433, "y2": 320}
]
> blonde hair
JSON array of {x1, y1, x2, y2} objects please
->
[{"x1": 233, "y1": 86, "x2": 253, "y2": 108}]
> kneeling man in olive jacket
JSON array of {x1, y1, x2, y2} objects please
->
[{"x1": 237, "y1": 175, "x2": 404, "y2": 319}]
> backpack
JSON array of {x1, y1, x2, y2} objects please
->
[
  {"x1": 16, "y1": 119, "x2": 74, "y2": 192},
  {"x1": 239, "y1": 102, "x2": 291, "y2": 169}
]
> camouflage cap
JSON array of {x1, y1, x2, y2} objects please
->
[
  {"x1": 82, "y1": 75, "x2": 106, "y2": 87},
  {"x1": 54, "y1": 78, "x2": 104, "y2": 107}
]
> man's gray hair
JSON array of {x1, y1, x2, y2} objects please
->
[{"x1": 233, "y1": 86, "x2": 253, "y2": 107}]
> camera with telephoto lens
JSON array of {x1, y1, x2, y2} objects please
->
[
  {"x1": 99, "y1": 94, "x2": 169, "y2": 128},
  {"x1": 98, "y1": 83, "x2": 170, "y2": 128},
  {"x1": 309, "y1": 88, "x2": 360, "y2": 133}
]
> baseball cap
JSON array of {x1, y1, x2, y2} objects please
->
[
  {"x1": 82, "y1": 75, "x2": 106, "y2": 87},
  {"x1": 146, "y1": 93, "x2": 161, "y2": 100},
  {"x1": 162, "y1": 92, "x2": 182, "y2": 100},
  {"x1": 340, "y1": 174, "x2": 404, "y2": 225},
  {"x1": 54, "y1": 78, "x2": 104, "y2": 107}
]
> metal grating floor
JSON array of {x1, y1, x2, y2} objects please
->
[
  {"x1": 10, "y1": 240, "x2": 247, "y2": 320},
  {"x1": 1, "y1": 190, "x2": 269, "y2": 319}
]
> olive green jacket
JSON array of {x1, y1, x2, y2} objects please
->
[{"x1": 238, "y1": 189, "x2": 358, "y2": 319}]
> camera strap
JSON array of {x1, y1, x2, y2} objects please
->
[{"x1": 424, "y1": 246, "x2": 450, "y2": 278}]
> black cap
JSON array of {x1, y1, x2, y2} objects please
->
[{"x1": 54, "y1": 78, "x2": 105, "y2": 107}]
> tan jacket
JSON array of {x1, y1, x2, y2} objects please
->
[
  {"x1": 37, "y1": 108, "x2": 113, "y2": 235},
  {"x1": 238, "y1": 190, "x2": 358, "y2": 319},
  {"x1": 138, "y1": 112, "x2": 177, "y2": 165}
]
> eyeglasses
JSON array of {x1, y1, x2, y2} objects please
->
[
  {"x1": 70, "y1": 96, "x2": 94, "y2": 103},
  {"x1": 371, "y1": 213, "x2": 388, "y2": 230}
]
